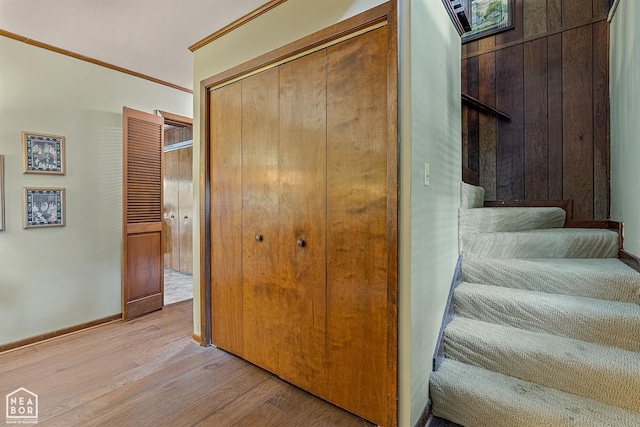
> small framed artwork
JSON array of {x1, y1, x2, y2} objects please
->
[
  {"x1": 23, "y1": 187, "x2": 66, "y2": 228},
  {"x1": 22, "y1": 131, "x2": 65, "y2": 175},
  {"x1": 0, "y1": 155, "x2": 4, "y2": 231},
  {"x1": 462, "y1": 0, "x2": 514, "y2": 43}
]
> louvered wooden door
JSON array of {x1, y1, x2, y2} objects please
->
[{"x1": 122, "y1": 107, "x2": 164, "y2": 320}]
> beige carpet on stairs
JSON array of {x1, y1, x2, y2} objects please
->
[{"x1": 429, "y1": 182, "x2": 640, "y2": 427}]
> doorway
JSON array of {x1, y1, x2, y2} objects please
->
[{"x1": 159, "y1": 110, "x2": 194, "y2": 305}]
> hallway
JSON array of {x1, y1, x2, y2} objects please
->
[
  {"x1": 164, "y1": 268, "x2": 193, "y2": 305},
  {"x1": 0, "y1": 302, "x2": 373, "y2": 426}
]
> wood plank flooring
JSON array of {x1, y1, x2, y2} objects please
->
[{"x1": 0, "y1": 302, "x2": 374, "y2": 426}]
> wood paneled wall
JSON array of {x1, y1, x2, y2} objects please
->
[
  {"x1": 462, "y1": 0, "x2": 611, "y2": 220},
  {"x1": 164, "y1": 125, "x2": 193, "y2": 146}
]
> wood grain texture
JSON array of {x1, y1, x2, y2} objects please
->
[
  {"x1": 163, "y1": 149, "x2": 180, "y2": 270},
  {"x1": 592, "y1": 20, "x2": 610, "y2": 220},
  {"x1": 563, "y1": 0, "x2": 593, "y2": 28},
  {"x1": 385, "y1": 5, "x2": 399, "y2": 423},
  {"x1": 122, "y1": 107, "x2": 165, "y2": 320},
  {"x1": 277, "y1": 49, "x2": 328, "y2": 397},
  {"x1": 241, "y1": 67, "x2": 282, "y2": 374},
  {"x1": 496, "y1": 0, "x2": 524, "y2": 45},
  {"x1": 210, "y1": 82, "x2": 243, "y2": 354},
  {"x1": 562, "y1": 25, "x2": 594, "y2": 220},
  {"x1": 547, "y1": 0, "x2": 563, "y2": 32},
  {"x1": 462, "y1": 59, "x2": 469, "y2": 169},
  {"x1": 478, "y1": 53, "x2": 497, "y2": 200},
  {"x1": 127, "y1": 233, "x2": 163, "y2": 301},
  {"x1": 548, "y1": 33, "x2": 564, "y2": 200},
  {"x1": 462, "y1": 3, "x2": 610, "y2": 219},
  {"x1": 478, "y1": 36, "x2": 496, "y2": 52},
  {"x1": 164, "y1": 125, "x2": 192, "y2": 146},
  {"x1": 178, "y1": 147, "x2": 193, "y2": 273},
  {"x1": 524, "y1": 0, "x2": 548, "y2": 38},
  {"x1": 593, "y1": 0, "x2": 611, "y2": 19},
  {"x1": 326, "y1": 27, "x2": 389, "y2": 426},
  {"x1": 205, "y1": 8, "x2": 397, "y2": 425},
  {"x1": 524, "y1": 38, "x2": 549, "y2": 200},
  {"x1": 467, "y1": 56, "x2": 480, "y2": 175},
  {"x1": 163, "y1": 147, "x2": 193, "y2": 274},
  {"x1": 496, "y1": 44, "x2": 525, "y2": 200},
  {"x1": 0, "y1": 303, "x2": 373, "y2": 426}
]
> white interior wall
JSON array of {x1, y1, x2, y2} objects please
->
[
  {"x1": 610, "y1": 0, "x2": 640, "y2": 257},
  {"x1": 403, "y1": 0, "x2": 461, "y2": 424},
  {"x1": 0, "y1": 36, "x2": 192, "y2": 345}
]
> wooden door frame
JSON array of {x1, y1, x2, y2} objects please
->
[{"x1": 198, "y1": 2, "x2": 398, "y2": 424}]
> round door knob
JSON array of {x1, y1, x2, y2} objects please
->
[
  {"x1": 255, "y1": 234, "x2": 263, "y2": 242},
  {"x1": 184, "y1": 215, "x2": 189, "y2": 220},
  {"x1": 170, "y1": 214, "x2": 175, "y2": 219},
  {"x1": 296, "y1": 238, "x2": 306, "y2": 248}
]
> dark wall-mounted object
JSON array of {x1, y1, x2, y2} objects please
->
[{"x1": 442, "y1": 0, "x2": 472, "y2": 35}]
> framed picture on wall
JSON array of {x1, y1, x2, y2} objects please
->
[
  {"x1": 22, "y1": 131, "x2": 66, "y2": 175},
  {"x1": 462, "y1": 0, "x2": 514, "y2": 43},
  {"x1": 0, "y1": 155, "x2": 4, "y2": 231},
  {"x1": 23, "y1": 187, "x2": 65, "y2": 228}
]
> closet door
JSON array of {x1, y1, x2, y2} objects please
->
[
  {"x1": 211, "y1": 81, "x2": 244, "y2": 354},
  {"x1": 178, "y1": 146, "x2": 193, "y2": 274},
  {"x1": 163, "y1": 149, "x2": 180, "y2": 270},
  {"x1": 326, "y1": 27, "x2": 391, "y2": 424},
  {"x1": 278, "y1": 49, "x2": 328, "y2": 395},
  {"x1": 241, "y1": 68, "x2": 282, "y2": 373}
]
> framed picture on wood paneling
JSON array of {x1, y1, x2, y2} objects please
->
[
  {"x1": 22, "y1": 131, "x2": 65, "y2": 175},
  {"x1": 23, "y1": 187, "x2": 65, "y2": 228},
  {"x1": 462, "y1": 0, "x2": 514, "y2": 43},
  {"x1": 0, "y1": 155, "x2": 4, "y2": 231}
]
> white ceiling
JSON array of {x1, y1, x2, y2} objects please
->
[{"x1": 0, "y1": 0, "x2": 268, "y2": 90}]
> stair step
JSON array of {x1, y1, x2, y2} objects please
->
[
  {"x1": 459, "y1": 207, "x2": 566, "y2": 234},
  {"x1": 461, "y1": 228, "x2": 618, "y2": 259},
  {"x1": 444, "y1": 317, "x2": 640, "y2": 412},
  {"x1": 454, "y1": 282, "x2": 640, "y2": 352},
  {"x1": 461, "y1": 258, "x2": 640, "y2": 304},
  {"x1": 430, "y1": 358, "x2": 640, "y2": 427}
]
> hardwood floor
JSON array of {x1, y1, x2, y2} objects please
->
[{"x1": 0, "y1": 302, "x2": 375, "y2": 426}]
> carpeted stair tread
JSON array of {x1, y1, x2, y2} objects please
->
[
  {"x1": 430, "y1": 358, "x2": 640, "y2": 427},
  {"x1": 459, "y1": 207, "x2": 566, "y2": 234},
  {"x1": 454, "y1": 282, "x2": 640, "y2": 352},
  {"x1": 444, "y1": 317, "x2": 640, "y2": 411},
  {"x1": 461, "y1": 258, "x2": 640, "y2": 304},
  {"x1": 461, "y1": 228, "x2": 619, "y2": 259}
]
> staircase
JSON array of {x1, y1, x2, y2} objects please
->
[{"x1": 429, "y1": 183, "x2": 640, "y2": 427}]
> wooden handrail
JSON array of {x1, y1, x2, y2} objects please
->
[{"x1": 462, "y1": 92, "x2": 511, "y2": 121}]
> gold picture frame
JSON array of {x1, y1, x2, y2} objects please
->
[
  {"x1": 23, "y1": 187, "x2": 66, "y2": 228},
  {"x1": 22, "y1": 131, "x2": 66, "y2": 175}
]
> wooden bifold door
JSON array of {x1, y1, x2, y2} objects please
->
[{"x1": 210, "y1": 23, "x2": 397, "y2": 427}]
